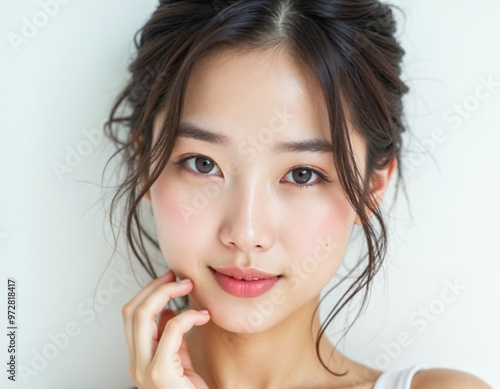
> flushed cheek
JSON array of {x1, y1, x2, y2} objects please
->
[
  {"x1": 275, "y1": 211, "x2": 352, "y2": 308},
  {"x1": 281, "y1": 194, "x2": 355, "y2": 276},
  {"x1": 150, "y1": 180, "x2": 215, "y2": 278}
]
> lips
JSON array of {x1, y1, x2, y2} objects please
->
[{"x1": 209, "y1": 266, "x2": 282, "y2": 297}]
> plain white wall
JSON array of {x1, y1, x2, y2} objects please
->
[{"x1": 1, "y1": 0, "x2": 498, "y2": 388}]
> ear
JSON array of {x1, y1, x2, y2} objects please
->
[
  {"x1": 133, "y1": 136, "x2": 151, "y2": 203},
  {"x1": 354, "y1": 158, "x2": 397, "y2": 225}
]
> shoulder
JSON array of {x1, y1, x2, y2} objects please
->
[{"x1": 411, "y1": 368, "x2": 491, "y2": 389}]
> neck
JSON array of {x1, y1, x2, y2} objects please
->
[{"x1": 185, "y1": 296, "x2": 351, "y2": 389}]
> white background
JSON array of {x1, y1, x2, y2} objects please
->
[{"x1": 1, "y1": 0, "x2": 499, "y2": 388}]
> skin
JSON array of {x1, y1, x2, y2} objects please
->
[{"x1": 122, "y1": 47, "x2": 492, "y2": 389}]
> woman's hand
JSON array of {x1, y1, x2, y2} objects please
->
[{"x1": 122, "y1": 270, "x2": 211, "y2": 389}]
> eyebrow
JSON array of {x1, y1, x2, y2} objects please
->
[{"x1": 177, "y1": 121, "x2": 334, "y2": 154}]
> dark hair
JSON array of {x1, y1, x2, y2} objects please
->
[{"x1": 103, "y1": 0, "x2": 409, "y2": 377}]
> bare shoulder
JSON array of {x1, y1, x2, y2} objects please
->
[{"x1": 412, "y1": 368, "x2": 492, "y2": 389}]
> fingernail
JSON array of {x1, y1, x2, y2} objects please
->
[
  {"x1": 178, "y1": 278, "x2": 192, "y2": 284},
  {"x1": 199, "y1": 309, "x2": 209, "y2": 315}
]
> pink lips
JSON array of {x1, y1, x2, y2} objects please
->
[{"x1": 209, "y1": 266, "x2": 282, "y2": 298}]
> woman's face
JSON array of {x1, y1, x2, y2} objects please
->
[{"x1": 149, "y1": 47, "x2": 367, "y2": 333}]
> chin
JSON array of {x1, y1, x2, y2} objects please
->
[
  {"x1": 192, "y1": 292, "x2": 282, "y2": 334},
  {"x1": 213, "y1": 309, "x2": 278, "y2": 335}
]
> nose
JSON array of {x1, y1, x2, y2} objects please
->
[{"x1": 219, "y1": 179, "x2": 275, "y2": 253}]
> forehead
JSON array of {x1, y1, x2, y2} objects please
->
[{"x1": 180, "y1": 47, "x2": 332, "y2": 145}]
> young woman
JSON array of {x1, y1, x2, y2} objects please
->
[{"x1": 104, "y1": 1, "x2": 491, "y2": 388}]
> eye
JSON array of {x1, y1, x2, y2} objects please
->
[
  {"x1": 282, "y1": 166, "x2": 331, "y2": 188},
  {"x1": 173, "y1": 154, "x2": 222, "y2": 177},
  {"x1": 173, "y1": 155, "x2": 331, "y2": 188}
]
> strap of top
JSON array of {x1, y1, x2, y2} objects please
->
[{"x1": 373, "y1": 365, "x2": 428, "y2": 389}]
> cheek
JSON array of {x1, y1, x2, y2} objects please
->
[
  {"x1": 150, "y1": 178, "x2": 207, "y2": 275},
  {"x1": 150, "y1": 175, "x2": 226, "y2": 280},
  {"x1": 281, "y1": 190, "x2": 355, "y2": 281}
]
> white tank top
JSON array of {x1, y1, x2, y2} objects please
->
[{"x1": 374, "y1": 365, "x2": 428, "y2": 389}]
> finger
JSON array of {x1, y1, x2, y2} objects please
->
[
  {"x1": 123, "y1": 270, "x2": 175, "y2": 362},
  {"x1": 158, "y1": 309, "x2": 176, "y2": 339},
  {"x1": 124, "y1": 270, "x2": 176, "y2": 317},
  {"x1": 153, "y1": 309, "x2": 210, "y2": 374},
  {"x1": 122, "y1": 270, "x2": 175, "y2": 375},
  {"x1": 134, "y1": 280, "x2": 194, "y2": 370}
]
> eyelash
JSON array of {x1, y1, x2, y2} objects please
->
[{"x1": 173, "y1": 154, "x2": 332, "y2": 189}]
